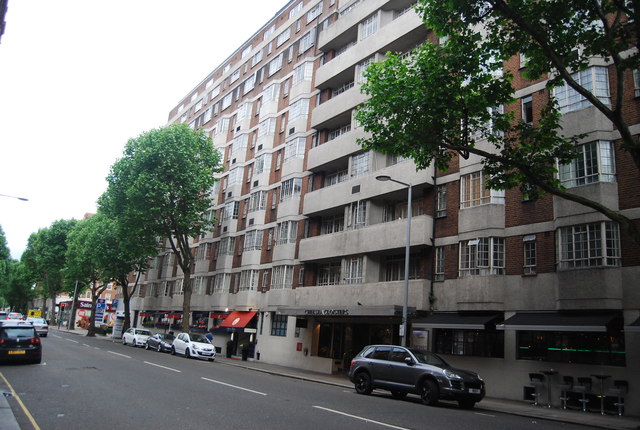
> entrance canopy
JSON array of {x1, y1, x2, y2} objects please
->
[
  {"x1": 499, "y1": 312, "x2": 621, "y2": 332},
  {"x1": 220, "y1": 311, "x2": 257, "y2": 328},
  {"x1": 413, "y1": 313, "x2": 503, "y2": 330}
]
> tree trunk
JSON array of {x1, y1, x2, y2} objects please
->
[{"x1": 181, "y1": 267, "x2": 192, "y2": 333}]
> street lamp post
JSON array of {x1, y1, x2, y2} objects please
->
[{"x1": 376, "y1": 175, "x2": 411, "y2": 347}]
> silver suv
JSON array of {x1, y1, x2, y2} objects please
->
[{"x1": 348, "y1": 345, "x2": 485, "y2": 409}]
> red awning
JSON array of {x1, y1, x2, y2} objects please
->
[{"x1": 219, "y1": 311, "x2": 257, "y2": 328}]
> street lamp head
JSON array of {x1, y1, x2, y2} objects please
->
[{"x1": 376, "y1": 175, "x2": 391, "y2": 182}]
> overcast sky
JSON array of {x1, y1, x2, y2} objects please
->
[{"x1": 0, "y1": 1, "x2": 286, "y2": 259}]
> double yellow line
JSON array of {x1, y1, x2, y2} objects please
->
[{"x1": 0, "y1": 371, "x2": 41, "y2": 430}]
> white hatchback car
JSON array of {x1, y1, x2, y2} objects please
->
[
  {"x1": 122, "y1": 328, "x2": 152, "y2": 347},
  {"x1": 171, "y1": 332, "x2": 216, "y2": 361}
]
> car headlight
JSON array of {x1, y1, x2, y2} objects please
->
[
  {"x1": 444, "y1": 369, "x2": 463, "y2": 380},
  {"x1": 192, "y1": 344, "x2": 200, "y2": 350}
]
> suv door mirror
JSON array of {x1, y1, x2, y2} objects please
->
[{"x1": 404, "y1": 356, "x2": 414, "y2": 366}]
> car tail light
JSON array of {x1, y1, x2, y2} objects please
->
[
  {"x1": 30, "y1": 337, "x2": 41, "y2": 345},
  {"x1": 350, "y1": 359, "x2": 356, "y2": 367},
  {"x1": 0, "y1": 339, "x2": 4, "y2": 345}
]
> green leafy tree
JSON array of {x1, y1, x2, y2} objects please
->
[
  {"x1": 100, "y1": 123, "x2": 221, "y2": 332},
  {"x1": 22, "y1": 219, "x2": 78, "y2": 321},
  {"x1": 356, "y1": 0, "x2": 640, "y2": 244},
  {"x1": 0, "y1": 225, "x2": 10, "y2": 309},
  {"x1": 66, "y1": 216, "x2": 111, "y2": 336},
  {"x1": 4, "y1": 261, "x2": 37, "y2": 313}
]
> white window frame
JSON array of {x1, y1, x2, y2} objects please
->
[
  {"x1": 280, "y1": 178, "x2": 302, "y2": 201},
  {"x1": 558, "y1": 221, "x2": 620, "y2": 269},
  {"x1": 460, "y1": 171, "x2": 505, "y2": 208},
  {"x1": 459, "y1": 237, "x2": 505, "y2": 277},
  {"x1": 344, "y1": 257, "x2": 363, "y2": 284},
  {"x1": 553, "y1": 66, "x2": 611, "y2": 114},
  {"x1": 559, "y1": 140, "x2": 616, "y2": 188},
  {"x1": 284, "y1": 137, "x2": 306, "y2": 161},
  {"x1": 360, "y1": 13, "x2": 379, "y2": 40}
]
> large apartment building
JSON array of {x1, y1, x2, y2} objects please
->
[{"x1": 130, "y1": 0, "x2": 640, "y2": 413}]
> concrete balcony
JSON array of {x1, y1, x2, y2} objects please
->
[
  {"x1": 311, "y1": 85, "x2": 367, "y2": 130},
  {"x1": 316, "y1": 8, "x2": 425, "y2": 89},
  {"x1": 319, "y1": 0, "x2": 388, "y2": 52},
  {"x1": 307, "y1": 128, "x2": 365, "y2": 171},
  {"x1": 299, "y1": 215, "x2": 432, "y2": 262}
]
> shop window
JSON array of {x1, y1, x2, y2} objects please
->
[{"x1": 434, "y1": 329, "x2": 504, "y2": 358}]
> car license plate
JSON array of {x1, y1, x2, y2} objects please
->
[
  {"x1": 8, "y1": 350, "x2": 26, "y2": 355},
  {"x1": 468, "y1": 388, "x2": 481, "y2": 394}
]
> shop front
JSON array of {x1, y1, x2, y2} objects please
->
[
  {"x1": 219, "y1": 311, "x2": 258, "y2": 359},
  {"x1": 276, "y1": 305, "x2": 411, "y2": 373}
]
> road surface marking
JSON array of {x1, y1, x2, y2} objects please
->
[
  {"x1": 82, "y1": 344, "x2": 91, "y2": 348},
  {"x1": 108, "y1": 351, "x2": 131, "y2": 358},
  {"x1": 474, "y1": 412, "x2": 496, "y2": 417},
  {"x1": 65, "y1": 338, "x2": 79, "y2": 343},
  {"x1": 313, "y1": 406, "x2": 409, "y2": 430},
  {"x1": 144, "y1": 361, "x2": 181, "y2": 373},
  {"x1": 201, "y1": 377, "x2": 267, "y2": 396},
  {"x1": 0, "y1": 371, "x2": 42, "y2": 430}
]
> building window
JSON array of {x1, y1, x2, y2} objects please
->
[
  {"x1": 271, "y1": 314, "x2": 288, "y2": 336},
  {"x1": 348, "y1": 200, "x2": 367, "y2": 230},
  {"x1": 553, "y1": 66, "x2": 610, "y2": 114},
  {"x1": 383, "y1": 254, "x2": 420, "y2": 281},
  {"x1": 227, "y1": 167, "x2": 243, "y2": 186},
  {"x1": 435, "y1": 329, "x2": 504, "y2": 358},
  {"x1": 344, "y1": 257, "x2": 363, "y2": 284},
  {"x1": 332, "y1": 80, "x2": 354, "y2": 97},
  {"x1": 243, "y1": 74, "x2": 256, "y2": 95},
  {"x1": 558, "y1": 141, "x2": 615, "y2": 188},
  {"x1": 223, "y1": 201, "x2": 240, "y2": 221},
  {"x1": 244, "y1": 230, "x2": 263, "y2": 251},
  {"x1": 459, "y1": 237, "x2": 505, "y2": 277},
  {"x1": 435, "y1": 247, "x2": 445, "y2": 281},
  {"x1": 271, "y1": 265, "x2": 294, "y2": 289},
  {"x1": 276, "y1": 221, "x2": 298, "y2": 245},
  {"x1": 318, "y1": 262, "x2": 341, "y2": 286},
  {"x1": 517, "y1": 330, "x2": 625, "y2": 366},
  {"x1": 307, "y1": 3, "x2": 322, "y2": 23},
  {"x1": 436, "y1": 184, "x2": 447, "y2": 218},
  {"x1": 558, "y1": 221, "x2": 620, "y2": 269},
  {"x1": 289, "y1": 2, "x2": 303, "y2": 19},
  {"x1": 284, "y1": 137, "x2": 306, "y2": 161},
  {"x1": 351, "y1": 152, "x2": 369, "y2": 178},
  {"x1": 289, "y1": 98, "x2": 310, "y2": 122},
  {"x1": 276, "y1": 28, "x2": 291, "y2": 47},
  {"x1": 268, "y1": 53, "x2": 284, "y2": 77},
  {"x1": 293, "y1": 62, "x2": 314, "y2": 85},
  {"x1": 521, "y1": 95, "x2": 533, "y2": 124},
  {"x1": 213, "y1": 273, "x2": 231, "y2": 293},
  {"x1": 634, "y1": 69, "x2": 640, "y2": 97},
  {"x1": 254, "y1": 153, "x2": 272, "y2": 175},
  {"x1": 325, "y1": 169, "x2": 348, "y2": 187},
  {"x1": 231, "y1": 135, "x2": 248, "y2": 154},
  {"x1": 460, "y1": 171, "x2": 505, "y2": 208},
  {"x1": 523, "y1": 235, "x2": 537, "y2": 275},
  {"x1": 239, "y1": 270, "x2": 259, "y2": 291},
  {"x1": 299, "y1": 28, "x2": 317, "y2": 52},
  {"x1": 360, "y1": 13, "x2": 378, "y2": 40},
  {"x1": 321, "y1": 214, "x2": 344, "y2": 234},
  {"x1": 249, "y1": 190, "x2": 267, "y2": 212},
  {"x1": 210, "y1": 85, "x2": 220, "y2": 100},
  {"x1": 328, "y1": 124, "x2": 351, "y2": 141},
  {"x1": 356, "y1": 57, "x2": 373, "y2": 83},
  {"x1": 258, "y1": 118, "x2": 277, "y2": 138},
  {"x1": 280, "y1": 178, "x2": 302, "y2": 201},
  {"x1": 218, "y1": 237, "x2": 236, "y2": 256}
]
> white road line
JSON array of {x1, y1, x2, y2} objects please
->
[
  {"x1": 313, "y1": 406, "x2": 410, "y2": 430},
  {"x1": 108, "y1": 351, "x2": 131, "y2": 358},
  {"x1": 65, "y1": 339, "x2": 79, "y2": 344},
  {"x1": 474, "y1": 412, "x2": 496, "y2": 417},
  {"x1": 82, "y1": 344, "x2": 91, "y2": 348},
  {"x1": 144, "y1": 361, "x2": 181, "y2": 373},
  {"x1": 201, "y1": 377, "x2": 267, "y2": 396}
]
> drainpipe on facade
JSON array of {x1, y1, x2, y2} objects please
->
[{"x1": 429, "y1": 175, "x2": 438, "y2": 313}]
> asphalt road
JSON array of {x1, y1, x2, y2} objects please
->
[{"x1": 0, "y1": 332, "x2": 596, "y2": 430}]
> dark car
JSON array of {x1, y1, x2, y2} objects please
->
[
  {"x1": 0, "y1": 321, "x2": 42, "y2": 364},
  {"x1": 348, "y1": 345, "x2": 485, "y2": 409},
  {"x1": 145, "y1": 333, "x2": 175, "y2": 352}
]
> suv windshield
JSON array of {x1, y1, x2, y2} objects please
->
[{"x1": 410, "y1": 349, "x2": 449, "y2": 367}]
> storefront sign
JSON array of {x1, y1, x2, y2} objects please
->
[{"x1": 303, "y1": 309, "x2": 349, "y2": 316}]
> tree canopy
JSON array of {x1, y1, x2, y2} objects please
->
[
  {"x1": 356, "y1": 0, "x2": 640, "y2": 244},
  {"x1": 99, "y1": 123, "x2": 221, "y2": 332}
]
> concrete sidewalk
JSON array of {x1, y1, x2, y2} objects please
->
[{"x1": 2, "y1": 327, "x2": 638, "y2": 430}]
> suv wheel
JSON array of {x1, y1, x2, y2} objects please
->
[
  {"x1": 354, "y1": 372, "x2": 373, "y2": 395},
  {"x1": 420, "y1": 379, "x2": 439, "y2": 406},
  {"x1": 391, "y1": 391, "x2": 407, "y2": 400}
]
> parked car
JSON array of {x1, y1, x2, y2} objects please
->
[
  {"x1": 7, "y1": 312, "x2": 25, "y2": 320},
  {"x1": 0, "y1": 311, "x2": 7, "y2": 320},
  {"x1": 348, "y1": 345, "x2": 485, "y2": 409},
  {"x1": 171, "y1": 332, "x2": 215, "y2": 361},
  {"x1": 122, "y1": 328, "x2": 152, "y2": 347},
  {"x1": 26, "y1": 317, "x2": 49, "y2": 337},
  {"x1": 145, "y1": 333, "x2": 175, "y2": 352},
  {"x1": 0, "y1": 320, "x2": 42, "y2": 364}
]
